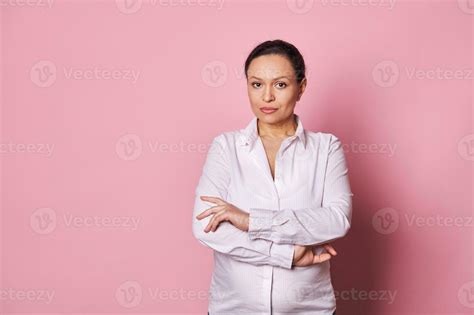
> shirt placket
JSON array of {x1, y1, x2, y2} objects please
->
[
  {"x1": 263, "y1": 135, "x2": 297, "y2": 314},
  {"x1": 274, "y1": 136, "x2": 297, "y2": 199}
]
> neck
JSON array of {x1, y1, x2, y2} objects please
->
[{"x1": 257, "y1": 114, "x2": 297, "y2": 139}]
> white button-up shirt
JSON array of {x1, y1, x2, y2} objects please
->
[{"x1": 192, "y1": 114, "x2": 353, "y2": 314}]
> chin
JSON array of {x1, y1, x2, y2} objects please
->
[{"x1": 257, "y1": 113, "x2": 281, "y2": 123}]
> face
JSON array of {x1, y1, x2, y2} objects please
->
[{"x1": 246, "y1": 54, "x2": 307, "y2": 124}]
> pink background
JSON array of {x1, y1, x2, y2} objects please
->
[{"x1": 1, "y1": 0, "x2": 473, "y2": 314}]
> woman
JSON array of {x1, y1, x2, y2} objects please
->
[{"x1": 193, "y1": 39, "x2": 353, "y2": 314}]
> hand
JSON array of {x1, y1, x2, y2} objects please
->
[
  {"x1": 292, "y1": 243, "x2": 337, "y2": 267},
  {"x1": 196, "y1": 196, "x2": 250, "y2": 233}
]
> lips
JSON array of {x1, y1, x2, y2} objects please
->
[{"x1": 260, "y1": 107, "x2": 278, "y2": 114}]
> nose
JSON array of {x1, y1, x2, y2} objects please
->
[{"x1": 262, "y1": 86, "x2": 275, "y2": 102}]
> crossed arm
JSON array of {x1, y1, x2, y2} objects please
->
[
  {"x1": 192, "y1": 134, "x2": 353, "y2": 269},
  {"x1": 247, "y1": 135, "x2": 354, "y2": 246},
  {"x1": 192, "y1": 135, "x2": 294, "y2": 269}
]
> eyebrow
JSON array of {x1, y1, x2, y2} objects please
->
[{"x1": 249, "y1": 76, "x2": 291, "y2": 81}]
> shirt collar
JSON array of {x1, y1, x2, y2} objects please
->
[{"x1": 238, "y1": 113, "x2": 307, "y2": 151}]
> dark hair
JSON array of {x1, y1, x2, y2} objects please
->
[{"x1": 244, "y1": 39, "x2": 306, "y2": 84}]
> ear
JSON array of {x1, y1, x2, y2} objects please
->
[{"x1": 296, "y1": 77, "x2": 307, "y2": 102}]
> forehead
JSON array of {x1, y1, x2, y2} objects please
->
[{"x1": 247, "y1": 54, "x2": 295, "y2": 80}]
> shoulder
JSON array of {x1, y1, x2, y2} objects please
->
[
  {"x1": 305, "y1": 130, "x2": 343, "y2": 150},
  {"x1": 210, "y1": 130, "x2": 243, "y2": 148}
]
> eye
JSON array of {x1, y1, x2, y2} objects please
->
[
  {"x1": 251, "y1": 82, "x2": 261, "y2": 88},
  {"x1": 276, "y1": 82, "x2": 287, "y2": 89}
]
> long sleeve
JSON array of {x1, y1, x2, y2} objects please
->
[
  {"x1": 192, "y1": 134, "x2": 295, "y2": 269},
  {"x1": 247, "y1": 135, "x2": 354, "y2": 246}
]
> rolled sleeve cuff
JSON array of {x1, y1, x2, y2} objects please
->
[
  {"x1": 248, "y1": 208, "x2": 275, "y2": 239},
  {"x1": 269, "y1": 243, "x2": 294, "y2": 269}
]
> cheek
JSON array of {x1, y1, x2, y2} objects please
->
[
  {"x1": 274, "y1": 95, "x2": 294, "y2": 109},
  {"x1": 247, "y1": 89, "x2": 260, "y2": 104},
  {"x1": 277, "y1": 87, "x2": 298, "y2": 99}
]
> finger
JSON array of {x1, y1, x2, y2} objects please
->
[
  {"x1": 314, "y1": 252, "x2": 332, "y2": 264},
  {"x1": 196, "y1": 205, "x2": 225, "y2": 220},
  {"x1": 205, "y1": 210, "x2": 226, "y2": 232},
  {"x1": 210, "y1": 211, "x2": 228, "y2": 232},
  {"x1": 204, "y1": 212, "x2": 218, "y2": 232},
  {"x1": 200, "y1": 196, "x2": 226, "y2": 206},
  {"x1": 323, "y1": 244, "x2": 337, "y2": 256}
]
